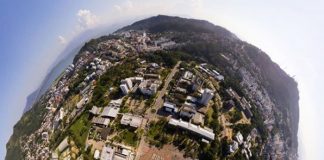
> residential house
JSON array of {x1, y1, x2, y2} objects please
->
[
  {"x1": 92, "y1": 117, "x2": 110, "y2": 127},
  {"x1": 163, "y1": 102, "x2": 178, "y2": 113},
  {"x1": 120, "y1": 114, "x2": 143, "y2": 128},
  {"x1": 101, "y1": 106, "x2": 120, "y2": 119}
]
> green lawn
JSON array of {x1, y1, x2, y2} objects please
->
[
  {"x1": 68, "y1": 113, "x2": 91, "y2": 149},
  {"x1": 114, "y1": 129, "x2": 139, "y2": 147}
]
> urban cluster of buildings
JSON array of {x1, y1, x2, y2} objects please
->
[
  {"x1": 226, "y1": 88, "x2": 253, "y2": 118},
  {"x1": 119, "y1": 75, "x2": 162, "y2": 96},
  {"x1": 228, "y1": 129, "x2": 261, "y2": 159},
  {"x1": 157, "y1": 68, "x2": 220, "y2": 142},
  {"x1": 96, "y1": 143, "x2": 135, "y2": 160},
  {"x1": 198, "y1": 63, "x2": 224, "y2": 81},
  {"x1": 19, "y1": 28, "x2": 264, "y2": 160},
  {"x1": 48, "y1": 31, "x2": 145, "y2": 159}
]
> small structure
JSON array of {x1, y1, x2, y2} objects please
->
[
  {"x1": 192, "y1": 112, "x2": 204, "y2": 125},
  {"x1": 51, "y1": 152, "x2": 59, "y2": 160},
  {"x1": 180, "y1": 106, "x2": 196, "y2": 120},
  {"x1": 100, "y1": 145, "x2": 114, "y2": 160},
  {"x1": 175, "y1": 87, "x2": 187, "y2": 94},
  {"x1": 226, "y1": 88, "x2": 253, "y2": 118},
  {"x1": 186, "y1": 96, "x2": 198, "y2": 103},
  {"x1": 163, "y1": 102, "x2": 178, "y2": 113},
  {"x1": 92, "y1": 117, "x2": 110, "y2": 127},
  {"x1": 229, "y1": 141, "x2": 239, "y2": 153},
  {"x1": 133, "y1": 77, "x2": 144, "y2": 83},
  {"x1": 212, "y1": 70, "x2": 224, "y2": 81},
  {"x1": 120, "y1": 84, "x2": 130, "y2": 95},
  {"x1": 109, "y1": 99, "x2": 123, "y2": 107},
  {"x1": 42, "y1": 132, "x2": 49, "y2": 141},
  {"x1": 148, "y1": 63, "x2": 159, "y2": 69},
  {"x1": 57, "y1": 137, "x2": 69, "y2": 153},
  {"x1": 199, "y1": 88, "x2": 214, "y2": 106},
  {"x1": 235, "y1": 132, "x2": 244, "y2": 145},
  {"x1": 121, "y1": 78, "x2": 133, "y2": 90},
  {"x1": 144, "y1": 74, "x2": 161, "y2": 80},
  {"x1": 198, "y1": 64, "x2": 224, "y2": 81},
  {"x1": 182, "y1": 71, "x2": 194, "y2": 80},
  {"x1": 120, "y1": 114, "x2": 143, "y2": 128},
  {"x1": 90, "y1": 106, "x2": 101, "y2": 115},
  {"x1": 183, "y1": 101, "x2": 197, "y2": 108},
  {"x1": 76, "y1": 97, "x2": 88, "y2": 109},
  {"x1": 94, "y1": 150, "x2": 100, "y2": 159},
  {"x1": 101, "y1": 106, "x2": 120, "y2": 118},
  {"x1": 191, "y1": 76, "x2": 203, "y2": 92}
]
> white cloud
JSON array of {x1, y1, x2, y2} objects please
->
[
  {"x1": 114, "y1": 5, "x2": 122, "y2": 11},
  {"x1": 76, "y1": 9, "x2": 99, "y2": 30},
  {"x1": 113, "y1": 0, "x2": 134, "y2": 12},
  {"x1": 57, "y1": 35, "x2": 67, "y2": 45},
  {"x1": 125, "y1": 0, "x2": 133, "y2": 9}
]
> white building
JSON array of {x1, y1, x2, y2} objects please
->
[
  {"x1": 57, "y1": 137, "x2": 69, "y2": 153},
  {"x1": 199, "y1": 88, "x2": 214, "y2": 106},
  {"x1": 120, "y1": 114, "x2": 143, "y2": 128},
  {"x1": 94, "y1": 150, "x2": 100, "y2": 159},
  {"x1": 120, "y1": 84, "x2": 130, "y2": 95},
  {"x1": 100, "y1": 145, "x2": 114, "y2": 160},
  {"x1": 229, "y1": 141, "x2": 239, "y2": 153},
  {"x1": 90, "y1": 106, "x2": 101, "y2": 115},
  {"x1": 235, "y1": 132, "x2": 244, "y2": 145},
  {"x1": 109, "y1": 98, "x2": 123, "y2": 107},
  {"x1": 92, "y1": 117, "x2": 110, "y2": 127},
  {"x1": 59, "y1": 108, "x2": 65, "y2": 120},
  {"x1": 101, "y1": 106, "x2": 120, "y2": 118},
  {"x1": 76, "y1": 98, "x2": 86, "y2": 109},
  {"x1": 138, "y1": 79, "x2": 161, "y2": 96},
  {"x1": 169, "y1": 118, "x2": 215, "y2": 140},
  {"x1": 163, "y1": 102, "x2": 178, "y2": 113},
  {"x1": 183, "y1": 71, "x2": 194, "y2": 80},
  {"x1": 121, "y1": 78, "x2": 133, "y2": 89}
]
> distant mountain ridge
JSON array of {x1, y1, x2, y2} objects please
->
[
  {"x1": 22, "y1": 22, "x2": 130, "y2": 113},
  {"x1": 117, "y1": 15, "x2": 236, "y2": 38}
]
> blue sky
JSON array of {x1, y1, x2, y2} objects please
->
[{"x1": 0, "y1": 0, "x2": 323, "y2": 159}]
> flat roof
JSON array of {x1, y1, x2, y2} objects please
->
[
  {"x1": 109, "y1": 98, "x2": 123, "y2": 106},
  {"x1": 92, "y1": 117, "x2": 110, "y2": 126},
  {"x1": 163, "y1": 102, "x2": 176, "y2": 108},
  {"x1": 101, "y1": 106, "x2": 120, "y2": 118},
  {"x1": 186, "y1": 96, "x2": 198, "y2": 102},
  {"x1": 121, "y1": 114, "x2": 143, "y2": 128},
  {"x1": 57, "y1": 137, "x2": 69, "y2": 152},
  {"x1": 101, "y1": 146, "x2": 114, "y2": 160},
  {"x1": 169, "y1": 118, "x2": 215, "y2": 140}
]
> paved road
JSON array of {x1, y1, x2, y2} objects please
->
[
  {"x1": 146, "y1": 61, "x2": 181, "y2": 121},
  {"x1": 136, "y1": 61, "x2": 181, "y2": 160}
]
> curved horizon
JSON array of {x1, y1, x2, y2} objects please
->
[{"x1": 1, "y1": 0, "x2": 323, "y2": 159}]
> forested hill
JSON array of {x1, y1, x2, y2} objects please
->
[{"x1": 117, "y1": 15, "x2": 236, "y2": 38}]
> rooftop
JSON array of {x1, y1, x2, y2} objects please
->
[
  {"x1": 169, "y1": 118, "x2": 215, "y2": 140},
  {"x1": 92, "y1": 117, "x2": 110, "y2": 126},
  {"x1": 120, "y1": 114, "x2": 143, "y2": 128},
  {"x1": 101, "y1": 106, "x2": 120, "y2": 118}
]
